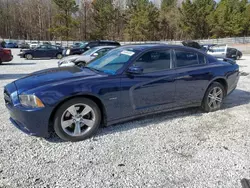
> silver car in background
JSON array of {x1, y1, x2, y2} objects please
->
[
  {"x1": 207, "y1": 44, "x2": 228, "y2": 58},
  {"x1": 58, "y1": 46, "x2": 116, "y2": 67}
]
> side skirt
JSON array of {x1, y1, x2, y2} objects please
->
[{"x1": 107, "y1": 103, "x2": 201, "y2": 126}]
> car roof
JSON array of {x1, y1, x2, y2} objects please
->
[
  {"x1": 87, "y1": 40, "x2": 119, "y2": 43},
  {"x1": 99, "y1": 40, "x2": 119, "y2": 43},
  {"x1": 94, "y1": 46, "x2": 117, "y2": 49},
  {"x1": 120, "y1": 44, "x2": 206, "y2": 54}
]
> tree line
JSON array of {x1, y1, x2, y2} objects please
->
[{"x1": 0, "y1": 0, "x2": 250, "y2": 41}]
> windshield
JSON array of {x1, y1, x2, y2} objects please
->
[
  {"x1": 82, "y1": 47, "x2": 99, "y2": 55},
  {"x1": 86, "y1": 47, "x2": 139, "y2": 75}
]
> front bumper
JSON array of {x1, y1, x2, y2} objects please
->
[
  {"x1": 4, "y1": 83, "x2": 52, "y2": 138},
  {"x1": 6, "y1": 103, "x2": 52, "y2": 138},
  {"x1": 18, "y1": 53, "x2": 25, "y2": 58}
]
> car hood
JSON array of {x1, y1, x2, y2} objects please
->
[
  {"x1": 61, "y1": 55, "x2": 82, "y2": 62},
  {"x1": 75, "y1": 55, "x2": 91, "y2": 62},
  {"x1": 14, "y1": 66, "x2": 100, "y2": 94}
]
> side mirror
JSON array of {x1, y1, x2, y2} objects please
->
[
  {"x1": 91, "y1": 53, "x2": 98, "y2": 57},
  {"x1": 127, "y1": 65, "x2": 143, "y2": 74}
]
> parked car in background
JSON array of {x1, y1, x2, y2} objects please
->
[
  {"x1": 5, "y1": 42, "x2": 18, "y2": 48},
  {"x1": 71, "y1": 42, "x2": 87, "y2": 48},
  {"x1": 42, "y1": 41, "x2": 51, "y2": 45},
  {"x1": 29, "y1": 41, "x2": 39, "y2": 49},
  {"x1": 18, "y1": 42, "x2": 30, "y2": 49},
  {"x1": 227, "y1": 48, "x2": 242, "y2": 60},
  {"x1": 63, "y1": 40, "x2": 120, "y2": 56},
  {"x1": 55, "y1": 43, "x2": 62, "y2": 47},
  {"x1": 200, "y1": 44, "x2": 217, "y2": 52},
  {"x1": 4, "y1": 44, "x2": 240, "y2": 141},
  {"x1": 182, "y1": 41, "x2": 242, "y2": 60},
  {"x1": 0, "y1": 40, "x2": 6, "y2": 48},
  {"x1": 207, "y1": 45, "x2": 242, "y2": 60},
  {"x1": 0, "y1": 47, "x2": 13, "y2": 64},
  {"x1": 58, "y1": 46, "x2": 116, "y2": 67},
  {"x1": 19, "y1": 45, "x2": 64, "y2": 59},
  {"x1": 182, "y1": 41, "x2": 202, "y2": 50}
]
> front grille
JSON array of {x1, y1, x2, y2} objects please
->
[{"x1": 4, "y1": 89, "x2": 12, "y2": 105}]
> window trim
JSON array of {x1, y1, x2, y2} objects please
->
[
  {"x1": 126, "y1": 48, "x2": 173, "y2": 74},
  {"x1": 173, "y1": 49, "x2": 207, "y2": 69}
]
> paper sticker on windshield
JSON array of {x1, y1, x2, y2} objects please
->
[{"x1": 121, "y1": 50, "x2": 135, "y2": 56}]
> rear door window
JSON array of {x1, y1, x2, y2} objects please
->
[{"x1": 175, "y1": 50, "x2": 199, "y2": 68}]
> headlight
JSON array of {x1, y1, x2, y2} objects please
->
[
  {"x1": 66, "y1": 49, "x2": 70, "y2": 55},
  {"x1": 19, "y1": 95, "x2": 45, "y2": 108}
]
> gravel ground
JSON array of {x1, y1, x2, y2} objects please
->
[{"x1": 0, "y1": 49, "x2": 250, "y2": 188}]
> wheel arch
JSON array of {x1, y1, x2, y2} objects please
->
[
  {"x1": 205, "y1": 77, "x2": 228, "y2": 97},
  {"x1": 48, "y1": 94, "x2": 107, "y2": 132}
]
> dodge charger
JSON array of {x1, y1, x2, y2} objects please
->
[{"x1": 4, "y1": 44, "x2": 240, "y2": 141}]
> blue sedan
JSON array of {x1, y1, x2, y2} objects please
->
[
  {"x1": 19, "y1": 45, "x2": 64, "y2": 59},
  {"x1": 5, "y1": 42, "x2": 18, "y2": 48},
  {"x1": 4, "y1": 44, "x2": 239, "y2": 141}
]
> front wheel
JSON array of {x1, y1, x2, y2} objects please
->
[
  {"x1": 53, "y1": 98, "x2": 101, "y2": 142},
  {"x1": 202, "y1": 82, "x2": 225, "y2": 112},
  {"x1": 25, "y1": 54, "x2": 33, "y2": 60},
  {"x1": 56, "y1": 53, "x2": 63, "y2": 59}
]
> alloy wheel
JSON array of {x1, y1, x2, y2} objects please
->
[
  {"x1": 61, "y1": 103, "x2": 96, "y2": 137},
  {"x1": 57, "y1": 54, "x2": 63, "y2": 59},
  {"x1": 26, "y1": 54, "x2": 32, "y2": 60},
  {"x1": 207, "y1": 87, "x2": 223, "y2": 109}
]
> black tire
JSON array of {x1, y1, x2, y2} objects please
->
[
  {"x1": 56, "y1": 53, "x2": 63, "y2": 59},
  {"x1": 0, "y1": 58, "x2": 2, "y2": 65},
  {"x1": 202, "y1": 82, "x2": 225, "y2": 112},
  {"x1": 75, "y1": 61, "x2": 86, "y2": 67},
  {"x1": 53, "y1": 98, "x2": 101, "y2": 142},
  {"x1": 25, "y1": 54, "x2": 33, "y2": 60}
]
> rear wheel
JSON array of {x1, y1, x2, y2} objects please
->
[
  {"x1": 56, "y1": 53, "x2": 63, "y2": 59},
  {"x1": 0, "y1": 58, "x2": 2, "y2": 65},
  {"x1": 202, "y1": 82, "x2": 225, "y2": 112},
  {"x1": 53, "y1": 98, "x2": 101, "y2": 142},
  {"x1": 25, "y1": 54, "x2": 33, "y2": 60}
]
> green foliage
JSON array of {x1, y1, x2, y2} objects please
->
[
  {"x1": 91, "y1": 0, "x2": 116, "y2": 39},
  {"x1": 125, "y1": 0, "x2": 159, "y2": 41},
  {"x1": 49, "y1": 0, "x2": 79, "y2": 40},
  {"x1": 179, "y1": 0, "x2": 216, "y2": 39},
  {"x1": 1, "y1": 0, "x2": 250, "y2": 41},
  {"x1": 208, "y1": 0, "x2": 248, "y2": 38},
  {"x1": 161, "y1": 0, "x2": 177, "y2": 10},
  {"x1": 159, "y1": 0, "x2": 180, "y2": 40},
  {"x1": 243, "y1": 4, "x2": 250, "y2": 35}
]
